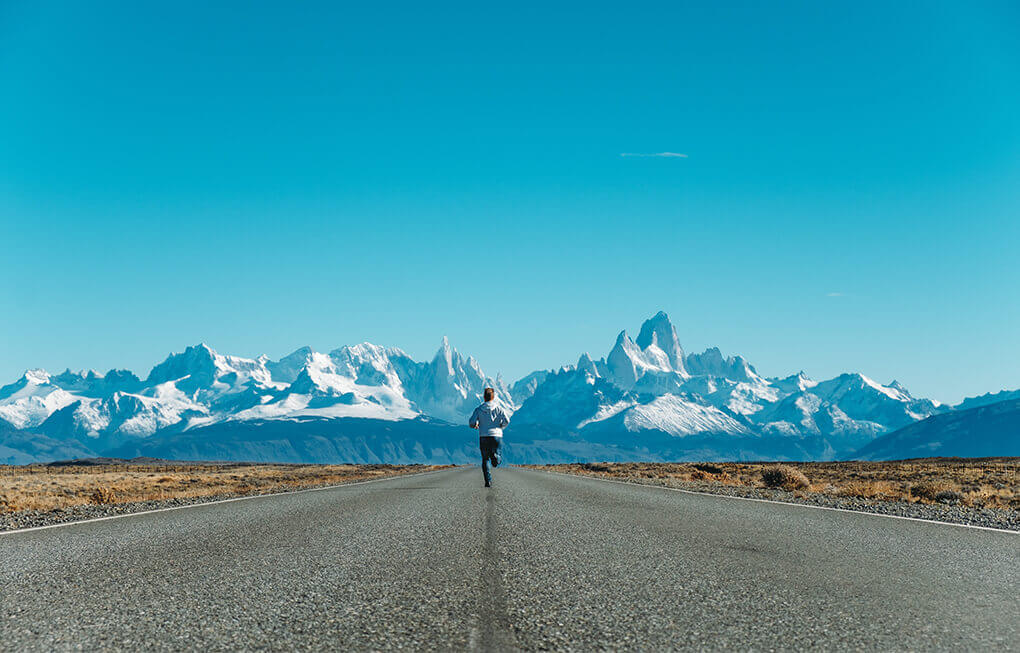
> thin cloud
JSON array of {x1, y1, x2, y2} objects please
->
[
  {"x1": 620, "y1": 152, "x2": 688, "y2": 158},
  {"x1": 826, "y1": 292, "x2": 844, "y2": 297}
]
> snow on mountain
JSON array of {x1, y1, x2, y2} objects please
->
[
  {"x1": 266, "y1": 346, "x2": 314, "y2": 384},
  {"x1": 0, "y1": 370, "x2": 80, "y2": 429},
  {"x1": 402, "y1": 337, "x2": 511, "y2": 424},
  {"x1": 755, "y1": 392, "x2": 886, "y2": 453},
  {"x1": 42, "y1": 385, "x2": 210, "y2": 444},
  {"x1": 513, "y1": 312, "x2": 942, "y2": 458},
  {"x1": 236, "y1": 347, "x2": 418, "y2": 423},
  {"x1": 685, "y1": 347, "x2": 760, "y2": 383},
  {"x1": 808, "y1": 373, "x2": 941, "y2": 426},
  {"x1": 515, "y1": 323, "x2": 751, "y2": 443},
  {"x1": 619, "y1": 394, "x2": 750, "y2": 437},
  {"x1": 770, "y1": 371, "x2": 818, "y2": 395},
  {"x1": 0, "y1": 311, "x2": 983, "y2": 463},
  {"x1": 692, "y1": 378, "x2": 780, "y2": 418},
  {"x1": 50, "y1": 368, "x2": 143, "y2": 396},
  {"x1": 1, "y1": 337, "x2": 507, "y2": 446},
  {"x1": 146, "y1": 343, "x2": 276, "y2": 406},
  {"x1": 222, "y1": 337, "x2": 509, "y2": 427},
  {"x1": 747, "y1": 371, "x2": 942, "y2": 454},
  {"x1": 515, "y1": 354, "x2": 629, "y2": 430},
  {"x1": 606, "y1": 331, "x2": 675, "y2": 390},
  {"x1": 635, "y1": 310, "x2": 687, "y2": 374},
  {"x1": 509, "y1": 370, "x2": 550, "y2": 405}
]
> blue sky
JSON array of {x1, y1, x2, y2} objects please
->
[{"x1": 1, "y1": 1, "x2": 1017, "y2": 403}]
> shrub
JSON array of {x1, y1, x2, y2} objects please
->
[
  {"x1": 88, "y1": 487, "x2": 117, "y2": 505},
  {"x1": 581, "y1": 463, "x2": 611, "y2": 472},
  {"x1": 910, "y1": 480, "x2": 954, "y2": 501},
  {"x1": 934, "y1": 489, "x2": 964, "y2": 504},
  {"x1": 761, "y1": 465, "x2": 809, "y2": 490},
  {"x1": 693, "y1": 463, "x2": 724, "y2": 474}
]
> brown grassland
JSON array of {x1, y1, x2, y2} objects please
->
[
  {"x1": 529, "y1": 459, "x2": 1020, "y2": 510},
  {"x1": 0, "y1": 462, "x2": 450, "y2": 514}
]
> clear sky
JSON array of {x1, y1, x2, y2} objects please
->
[{"x1": 1, "y1": 1, "x2": 1018, "y2": 404}]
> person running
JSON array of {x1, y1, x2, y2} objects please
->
[{"x1": 468, "y1": 387, "x2": 510, "y2": 487}]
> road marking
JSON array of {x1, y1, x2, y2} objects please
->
[
  {"x1": 0, "y1": 468, "x2": 446, "y2": 537},
  {"x1": 530, "y1": 468, "x2": 1019, "y2": 535},
  {"x1": 474, "y1": 489, "x2": 517, "y2": 653}
]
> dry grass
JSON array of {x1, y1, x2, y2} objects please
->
[
  {"x1": 0, "y1": 462, "x2": 451, "y2": 513},
  {"x1": 530, "y1": 459, "x2": 1020, "y2": 510}
]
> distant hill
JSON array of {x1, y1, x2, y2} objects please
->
[
  {"x1": 855, "y1": 398, "x2": 1020, "y2": 460},
  {"x1": 0, "y1": 422, "x2": 95, "y2": 465},
  {"x1": 954, "y1": 389, "x2": 1020, "y2": 411}
]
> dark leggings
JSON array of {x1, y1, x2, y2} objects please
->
[{"x1": 479, "y1": 436, "x2": 502, "y2": 485}]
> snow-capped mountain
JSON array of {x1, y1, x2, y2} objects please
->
[
  {"x1": 512, "y1": 311, "x2": 945, "y2": 459},
  {"x1": 0, "y1": 311, "x2": 1009, "y2": 464},
  {"x1": 1, "y1": 338, "x2": 508, "y2": 454},
  {"x1": 0, "y1": 369, "x2": 81, "y2": 429}
]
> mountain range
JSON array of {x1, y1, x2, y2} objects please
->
[{"x1": 1, "y1": 312, "x2": 1015, "y2": 464}]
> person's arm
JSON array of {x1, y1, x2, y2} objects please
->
[
  {"x1": 469, "y1": 406, "x2": 480, "y2": 429},
  {"x1": 499, "y1": 407, "x2": 510, "y2": 428}
]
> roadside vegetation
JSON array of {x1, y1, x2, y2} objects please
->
[
  {"x1": 0, "y1": 461, "x2": 450, "y2": 514},
  {"x1": 532, "y1": 459, "x2": 1019, "y2": 511}
]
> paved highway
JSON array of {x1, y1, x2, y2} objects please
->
[{"x1": 1, "y1": 467, "x2": 1017, "y2": 651}]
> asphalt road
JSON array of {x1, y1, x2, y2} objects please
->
[{"x1": 1, "y1": 467, "x2": 1017, "y2": 651}]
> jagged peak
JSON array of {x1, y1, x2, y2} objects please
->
[
  {"x1": 20, "y1": 368, "x2": 51, "y2": 384},
  {"x1": 635, "y1": 310, "x2": 685, "y2": 372},
  {"x1": 336, "y1": 342, "x2": 389, "y2": 357},
  {"x1": 780, "y1": 370, "x2": 812, "y2": 383},
  {"x1": 636, "y1": 310, "x2": 672, "y2": 334},
  {"x1": 103, "y1": 368, "x2": 141, "y2": 381},
  {"x1": 694, "y1": 346, "x2": 723, "y2": 358},
  {"x1": 576, "y1": 352, "x2": 600, "y2": 378},
  {"x1": 145, "y1": 343, "x2": 220, "y2": 384},
  {"x1": 185, "y1": 342, "x2": 216, "y2": 357},
  {"x1": 282, "y1": 345, "x2": 314, "y2": 358},
  {"x1": 433, "y1": 336, "x2": 455, "y2": 362},
  {"x1": 831, "y1": 372, "x2": 877, "y2": 389}
]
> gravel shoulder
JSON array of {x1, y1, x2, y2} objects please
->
[{"x1": 531, "y1": 463, "x2": 1020, "y2": 532}]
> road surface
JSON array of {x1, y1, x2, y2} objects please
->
[{"x1": 2, "y1": 467, "x2": 1017, "y2": 651}]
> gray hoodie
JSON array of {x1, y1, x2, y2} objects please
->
[{"x1": 469, "y1": 401, "x2": 510, "y2": 438}]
